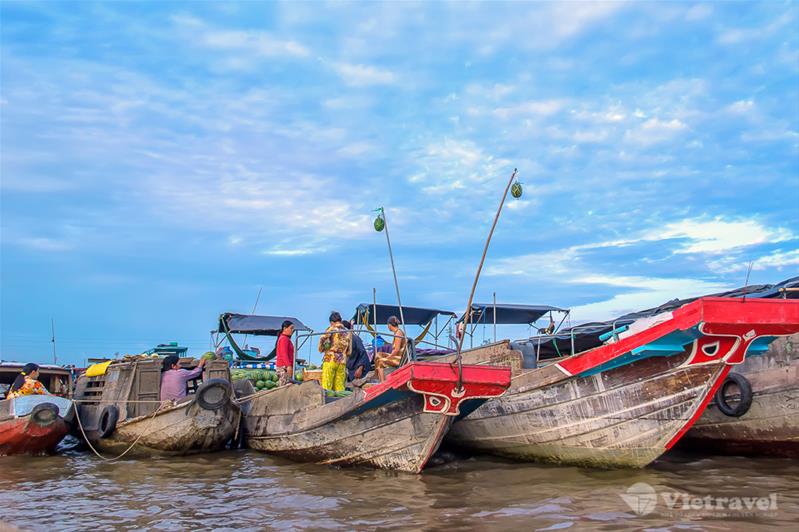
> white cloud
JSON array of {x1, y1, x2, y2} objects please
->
[
  {"x1": 625, "y1": 117, "x2": 688, "y2": 145},
  {"x1": 568, "y1": 275, "x2": 730, "y2": 321},
  {"x1": 493, "y1": 99, "x2": 566, "y2": 119},
  {"x1": 11, "y1": 236, "x2": 73, "y2": 252},
  {"x1": 331, "y1": 62, "x2": 397, "y2": 87},
  {"x1": 708, "y1": 249, "x2": 799, "y2": 274},
  {"x1": 648, "y1": 217, "x2": 794, "y2": 254}
]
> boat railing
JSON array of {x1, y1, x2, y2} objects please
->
[
  {"x1": 526, "y1": 318, "x2": 638, "y2": 361},
  {"x1": 293, "y1": 330, "x2": 416, "y2": 376}
]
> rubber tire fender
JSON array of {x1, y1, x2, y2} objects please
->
[
  {"x1": 715, "y1": 373, "x2": 753, "y2": 417},
  {"x1": 98, "y1": 405, "x2": 119, "y2": 438},
  {"x1": 30, "y1": 402, "x2": 60, "y2": 427},
  {"x1": 195, "y1": 378, "x2": 231, "y2": 411}
]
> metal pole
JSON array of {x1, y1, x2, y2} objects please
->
[
  {"x1": 493, "y1": 292, "x2": 497, "y2": 343},
  {"x1": 455, "y1": 169, "x2": 518, "y2": 390},
  {"x1": 373, "y1": 287, "x2": 378, "y2": 348},
  {"x1": 51, "y1": 318, "x2": 57, "y2": 365},
  {"x1": 379, "y1": 207, "x2": 406, "y2": 332}
]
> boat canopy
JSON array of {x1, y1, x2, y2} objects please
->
[
  {"x1": 218, "y1": 313, "x2": 311, "y2": 337},
  {"x1": 528, "y1": 275, "x2": 799, "y2": 359},
  {"x1": 459, "y1": 303, "x2": 568, "y2": 325},
  {"x1": 353, "y1": 303, "x2": 456, "y2": 326}
]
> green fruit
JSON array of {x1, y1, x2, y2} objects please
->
[
  {"x1": 270, "y1": 372, "x2": 279, "y2": 382},
  {"x1": 201, "y1": 352, "x2": 215, "y2": 361},
  {"x1": 264, "y1": 381, "x2": 277, "y2": 389},
  {"x1": 511, "y1": 182, "x2": 523, "y2": 199},
  {"x1": 374, "y1": 216, "x2": 385, "y2": 232},
  {"x1": 255, "y1": 380, "x2": 265, "y2": 389},
  {"x1": 295, "y1": 371, "x2": 304, "y2": 381}
]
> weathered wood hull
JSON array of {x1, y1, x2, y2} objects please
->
[
  {"x1": 247, "y1": 392, "x2": 452, "y2": 473},
  {"x1": 681, "y1": 334, "x2": 799, "y2": 457},
  {"x1": 0, "y1": 416, "x2": 69, "y2": 456},
  {"x1": 447, "y1": 298, "x2": 799, "y2": 468},
  {"x1": 87, "y1": 399, "x2": 241, "y2": 456},
  {"x1": 447, "y1": 351, "x2": 726, "y2": 468},
  {"x1": 244, "y1": 362, "x2": 512, "y2": 473}
]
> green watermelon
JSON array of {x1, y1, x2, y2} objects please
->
[
  {"x1": 264, "y1": 381, "x2": 277, "y2": 389},
  {"x1": 294, "y1": 371, "x2": 304, "y2": 382},
  {"x1": 255, "y1": 380, "x2": 265, "y2": 389},
  {"x1": 201, "y1": 352, "x2": 215, "y2": 361},
  {"x1": 269, "y1": 371, "x2": 279, "y2": 382}
]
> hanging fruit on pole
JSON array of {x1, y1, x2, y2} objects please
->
[
  {"x1": 511, "y1": 180, "x2": 523, "y2": 199},
  {"x1": 374, "y1": 211, "x2": 385, "y2": 232}
]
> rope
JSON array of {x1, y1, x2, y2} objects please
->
[
  {"x1": 73, "y1": 400, "x2": 165, "y2": 462},
  {"x1": 71, "y1": 398, "x2": 165, "y2": 404}
]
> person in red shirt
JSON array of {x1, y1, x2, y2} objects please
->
[{"x1": 275, "y1": 320, "x2": 295, "y2": 386}]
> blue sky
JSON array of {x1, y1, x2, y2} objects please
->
[{"x1": 2, "y1": 1, "x2": 798, "y2": 365}]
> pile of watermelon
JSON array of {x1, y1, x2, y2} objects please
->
[{"x1": 230, "y1": 368, "x2": 280, "y2": 391}]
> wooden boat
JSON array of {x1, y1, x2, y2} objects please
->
[
  {"x1": 680, "y1": 332, "x2": 799, "y2": 457},
  {"x1": 1, "y1": 363, "x2": 75, "y2": 455},
  {"x1": 445, "y1": 297, "x2": 799, "y2": 468},
  {"x1": 73, "y1": 357, "x2": 240, "y2": 456},
  {"x1": 243, "y1": 361, "x2": 511, "y2": 473}
]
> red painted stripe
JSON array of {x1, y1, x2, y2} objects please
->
[{"x1": 664, "y1": 364, "x2": 732, "y2": 450}]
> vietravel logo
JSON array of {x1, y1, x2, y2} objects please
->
[{"x1": 621, "y1": 482, "x2": 779, "y2": 518}]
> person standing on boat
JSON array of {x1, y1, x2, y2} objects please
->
[
  {"x1": 275, "y1": 320, "x2": 295, "y2": 386},
  {"x1": 160, "y1": 355, "x2": 206, "y2": 403},
  {"x1": 374, "y1": 316, "x2": 406, "y2": 382},
  {"x1": 342, "y1": 320, "x2": 371, "y2": 382},
  {"x1": 318, "y1": 311, "x2": 351, "y2": 392},
  {"x1": 7, "y1": 363, "x2": 48, "y2": 398}
]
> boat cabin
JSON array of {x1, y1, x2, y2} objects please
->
[
  {"x1": 74, "y1": 357, "x2": 231, "y2": 421},
  {"x1": 0, "y1": 362, "x2": 73, "y2": 400}
]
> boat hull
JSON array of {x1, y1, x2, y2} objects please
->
[
  {"x1": 244, "y1": 362, "x2": 511, "y2": 473},
  {"x1": 85, "y1": 399, "x2": 241, "y2": 456},
  {"x1": 447, "y1": 351, "x2": 726, "y2": 468},
  {"x1": 247, "y1": 393, "x2": 452, "y2": 473},
  {"x1": 0, "y1": 396, "x2": 74, "y2": 456},
  {"x1": 681, "y1": 334, "x2": 799, "y2": 457},
  {"x1": 0, "y1": 417, "x2": 69, "y2": 456}
]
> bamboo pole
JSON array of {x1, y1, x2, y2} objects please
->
[{"x1": 455, "y1": 169, "x2": 518, "y2": 391}]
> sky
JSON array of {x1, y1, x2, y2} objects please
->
[{"x1": 1, "y1": 1, "x2": 798, "y2": 366}]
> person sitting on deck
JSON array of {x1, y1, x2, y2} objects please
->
[
  {"x1": 160, "y1": 355, "x2": 206, "y2": 403},
  {"x1": 318, "y1": 311, "x2": 351, "y2": 392},
  {"x1": 342, "y1": 320, "x2": 371, "y2": 382},
  {"x1": 275, "y1": 320, "x2": 295, "y2": 386},
  {"x1": 7, "y1": 363, "x2": 48, "y2": 399},
  {"x1": 374, "y1": 316, "x2": 406, "y2": 382}
]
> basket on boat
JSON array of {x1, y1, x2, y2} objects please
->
[{"x1": 302, "y1": 369, "x2": 322, "y2": 383}]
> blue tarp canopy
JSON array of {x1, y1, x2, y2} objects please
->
[
  {"x1": 218, "y1": 313, "x2": 311, "y2": 336},
  {"x1": 460, "y1": 303, "x2": 568, "y2": 325},
  {"x1": 353, "y1": 303, "x2": 456, "y2": 326}
]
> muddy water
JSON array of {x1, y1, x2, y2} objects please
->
[{"x1": 1, "y1": 448, "x2": 797, "y2": 531}]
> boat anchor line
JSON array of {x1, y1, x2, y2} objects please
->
[{"x1": 73, "y1": 400, "x2": 166, "y2": 462}]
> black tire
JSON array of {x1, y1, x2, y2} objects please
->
[
  {"x1": 716, "y1": 373, "x2": 753, "y2": 417},
  {"x1": 30, "y1": 403, "x2": 60, "y2": 427},
  {"x1": 195, "y1": 378, "x2": 231, "y2": 411},
  {"x1": 98, "y1": 405, "x2": 119, "y2": 438}
]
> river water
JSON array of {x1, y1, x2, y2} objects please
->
[{"x1": 1, "y1": 447, "x2": 797, "y2": 531}]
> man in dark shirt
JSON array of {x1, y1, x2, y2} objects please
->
[{"x1": 342, "y1": 320, "x2": 372, "y2": 381}]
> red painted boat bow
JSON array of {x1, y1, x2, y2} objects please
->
[{"x1": 364, "y1": 362, "x2": 512, "y2": 416}]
